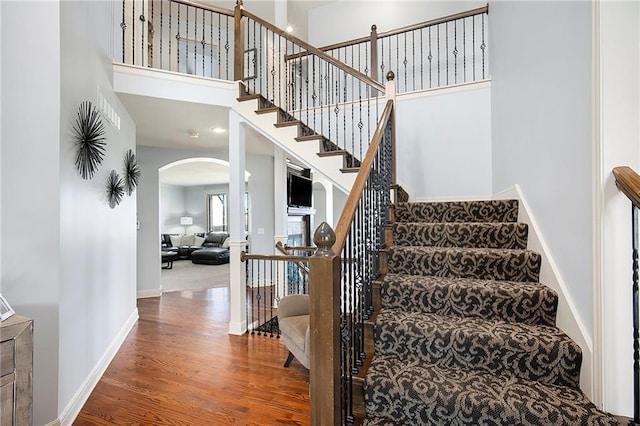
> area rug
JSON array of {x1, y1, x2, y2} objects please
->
[{"x1": 161, "y1": 260, "x2": 230, "y2": 293}]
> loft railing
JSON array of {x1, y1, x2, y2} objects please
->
[
  {"x1": 285, "y1": 5, "x2": 489, "y2": 94},
  {"x1": 120, "y1": 0, "x2": 234, "y2": 79},
  {"x1": 612, "y1": 166, "x2": 640, "y2": 426},
  {"x1": 308, "y1": 88, "x2": 395, "y2": 425},
  {"x1": 236, "y1": 6, "x2": 386, "y2": 164}
]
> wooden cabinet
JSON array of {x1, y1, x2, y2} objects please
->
[{"x1": 0, "y1": 315, "x2": 32, "y2": 426}]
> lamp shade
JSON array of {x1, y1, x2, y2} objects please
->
[{"x1": 180, "y1": 216, "x2": 193, "y2": 226}]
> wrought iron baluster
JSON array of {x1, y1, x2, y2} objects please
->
[
  {"x1": 225, "y1": 16, "x2": 230, "y2": 80},
  {"x1": 420, "y1": 28, "x2": 424, "y2": 90},
  {"x1": 463, "y1": 16, "x2": 466, "y2": 82},
  {"x1": 271, "y1": 31, "x2": 276, "y2": 104},
  {"x1": 131, "y1": 0, "x2": 135, "y2": 65},
  {"x1": 453, "y1": 20, "x2": 458, "y2": 83},
  {"x1": 278, "y1": 35, "x2": 282, "y2": 109},
  {"x1": 121, "y1": 0, "x2": 126, "y2": 63},
  {"x1": 481, "y1": 13, "x2": 486, "y2": 79},
  {"x1": 160, "y1": 0, "x2": 163, "y2": 69},
  {"x1": 412, "y1": 30, "x2": 415, "y2": 92},
  {"x1": 312, "y1": 54, "x2": 317, "y2": 131},
  {"x1": 150, "y1": 0, "x2": 153, "y2": 67},
  {"x1": 403, "y1": 32, "x2": 407, "y2": 92},
  {"x1": 186, "y1": 6, "x2": 189, "y2": 74},
  {"x1": 380, "y1": 37, "x2": 385, "y2": 80},
  {"x1": 445, "y1": 21, "x2": 449, "y2": 86},
  {"x1": 633, "y1": 205, "x2": 640, "y2": 425},
  {"x1": 472, "y1": 15, "x2": 476, "y2": 81},
  {"x1": 169, "y1": 1, "x2": 172, "y2": 71},
  {"x1": 210, "y1": 11, "x2": 214, "y2": 78},
  {"x1": 176, "y1": 4, "x2": 180, "y2": 73}
]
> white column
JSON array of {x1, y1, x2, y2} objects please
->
[
  {"x1": 273, "y1": 147, "x2": 288, "y2": 305},
  {"x1": 228, "y1": 110, "x2": 247, "y2": 335}
]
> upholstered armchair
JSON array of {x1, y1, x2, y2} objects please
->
[{"x1": 278, "y1": 294, "x2": 310, "y2": 369}]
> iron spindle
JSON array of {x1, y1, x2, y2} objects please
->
[
  {"x1": 472, "y1": 15, "x2": 476, "y2": 81},
  {"x1": 176, "y1": 5, "x2": 180, "y2": 72},
  {"x1": 437, "y1": 24, "x2": 440, "y2": 86},
  {"x1": 412, "y1": 31, "x2": 415, "y2": 91},
  {"x1": 210, "y1": 12, "x2": 214, "y2": 78},
  {"x1": 403, "y1": 32, "x2": 407, "y2": 91},
  {"x1": 445, "y1": 22, "x2": 449, "y2": 85},
  {"x1": 150, "y1": 1, "x2": 153, "y2": 67},
  {"x1": 463, "y1": 17, "x2": 466, "y2": 82},
  {"x1": 481, "y1": 13, "x2": 486, "y2": 79},
  {"x1": 131, "y1": 0, "x2": 135, "y2": 65},
  {"x1": 633, "y1": 205, "x2": 640, "y2": 425},
  {"x1": 454, "y1": 20, "x2": 457, "y2": 83},
  {"x1": 225, "y1": 16, "x2": 230, "y2": 79},
  {"x1": 160, "y1": 0, "x2": 163, "y2": 69}
]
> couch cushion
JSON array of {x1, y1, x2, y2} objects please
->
[
  {"x1": 279, "y1": 314, "x2": 310, "y2": 368},
  {"x1": 204, "y1": 232, "x2": 228, "y2": 246},
  {"x1": 194, "y1": 236, "x2": 205, "y2": 247},
  {"x1": 180, "y1": 234, "x2": 195, "y2": 246},
  {"x1": 170, "y1": 235, "x2": 181, "y2": 247}
]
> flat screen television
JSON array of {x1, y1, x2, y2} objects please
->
[{"x1": 288, "y1": 174, "x2": 313, "y2": 208}]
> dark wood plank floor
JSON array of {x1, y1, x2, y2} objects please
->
[{"x1": 74, "y1": 287, "x2": 310, "y2": 425}]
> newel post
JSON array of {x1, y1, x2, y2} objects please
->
[
  {"x1": 234, "y1": 0, "x2": 244, "y2": 81},
  {"x1": 309, "y1": 222, "x2": 341, "y2": 426}
]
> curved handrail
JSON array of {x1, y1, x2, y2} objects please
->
[
  {"x1": 332, "y1": 99, "x2": 394, "y2": 254},
  {"x1": 239, "y1": 7, "x2": 385, "y2": 93},
  {"x1": 613, "y1": 166, "x2": 640, "y2": 209},
  {"x1": 274, "y1": 242, "x2": 311, "y2": 275}
]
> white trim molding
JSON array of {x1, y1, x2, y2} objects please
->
[{"x1": 58, "y1": 309, "x2": 139, "y2": 426}]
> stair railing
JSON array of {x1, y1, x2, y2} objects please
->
[
  {"x1": 235, "y1": 3, "x2": 386, "y2": 163},
  {"x1": 241, "y1": 249, "x2": 311, "y2": 337},
  {"x1": 308, "y1": 82, "x2": 395, "y2": 425},
  {"x1": 120, "y1": 0, "x2": 235, "y2": 79},
  {"x1": 612, "y1": 166, "x2": 640, "y2": 426},
  {"x1": 285, "y1": 5, "x2": 489, "y2": 95}
]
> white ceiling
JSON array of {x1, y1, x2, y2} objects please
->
[{"x1": 118, "y1": 93, "x2": 277, "y2": 186}]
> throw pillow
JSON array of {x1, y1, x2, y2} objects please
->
[
  {"x1": 222, "y1": 237, "x2": 230, "y2": 248},
  {"x1": 194, "y1": 236, "x2": 205, "y2": 247},
  {"x1": 180, "y1": 234, "x2": 195, "y2": 247},
  {"x1": 169, "y1": 235, "x2": 181, "y2": 247}
]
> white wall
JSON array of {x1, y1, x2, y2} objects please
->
[
  {"x1": 160, "y1": 184, "x2": 188, "y2": 234},
  {"x1": 307, "y1": 0, "x2": 484, "y2": 47},
  {"x1": 489, "y1": 0, "x2": 594, "y2": 372},
  {"x1": 58, "y1": 1, "x2": 138, "y2": 422},
  {"x1": 596, "y1": 1, "x2": 640, "y2": 416},
  {"x1": 396, "y1": 84, "x2": 492, "y2": 200},
  {"x1": 1, "y1": 3, "x2": 61, "y2": 423},
  {"x1": 2, "y1": 2, "x2": 137, "y2": 424}
]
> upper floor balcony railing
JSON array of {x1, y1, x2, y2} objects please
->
[{"x1": 120, "y1": 1, "x2": 489, "y2": 96}]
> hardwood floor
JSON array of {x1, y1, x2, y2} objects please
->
[{"x1": 75, "y1": 288, "x2": 310, "y2": 425}]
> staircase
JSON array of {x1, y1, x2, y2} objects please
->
[{"x1": 363, "y1": 199, "x2": 620, "y2": 425}]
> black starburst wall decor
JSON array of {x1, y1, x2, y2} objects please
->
[
  {"x1": 73, "y1": 101, "x2": 106, "y2": 179},
  {"x1": 106, "y1": 169, "x2": 125, "y2": 209},
  {"x1": 123, "y1": 149, "x2": 141, "y2": 196}
]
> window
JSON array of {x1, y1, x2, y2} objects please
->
[{"x1": 207, "y1": 192, "x2": 249, "y2": 233}]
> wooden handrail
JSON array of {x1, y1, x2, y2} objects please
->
[
  {"x1": 332, "y1": 99, "x2": 394, "y2": 254},
  {"x1": 240, "y1": 251, "x2": 309, "y2": 263},
  {"x1": 613, "y1": 166, "x2": 640, "y2": 209},
  {"x1": 169, "y1": 0, "x2": 234, "y2": 17},
  {"x1": 275, "y1": 242, "x2": 311, "y2": 275},
  {"x1": 285, "y1": 5, "x2": 488, "y2": 61},
  {"x1": 239, "y1": 8, "x2": 385, "y2": 93}
]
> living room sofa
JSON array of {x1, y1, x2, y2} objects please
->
[{"x1": 161, "y1": 232, "x2": 230, "y2": 265}]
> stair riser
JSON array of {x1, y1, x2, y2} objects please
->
[
  {"x1": 388, "y1": 247, "x2": 541, "y2": 283},
  {"x1": 375, "y1": 312, "x2": 581, "y2": 388},
  {"x1": 392, "y1": 222, "x2": 528, "y2": 249},
  {"x1": 394, "y1": 200, "x2": 519, "y2": 223},
  {"x1": 381, "y1": 276, "x2": 558, "y2": 326}
]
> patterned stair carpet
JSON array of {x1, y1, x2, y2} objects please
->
[{"x1": 363, "y1": 199, "x2": 620, "y2": 425}]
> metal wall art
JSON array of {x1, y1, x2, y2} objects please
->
[
  {"x1": 123, "y1": 149, "x2": 141, "y2": 196},
  {"x1": 73, "y1": 101, "x2": 106, "y2": 180},
  {"x1": 106, "y1": 169, "x2": 125, "y2": 209}
]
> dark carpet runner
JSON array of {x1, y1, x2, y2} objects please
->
[{"x1": 363, "y1": 199, "x2": 620, "y2": 425}]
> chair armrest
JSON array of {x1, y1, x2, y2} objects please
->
[{"x1": 278, "y1": 294, "x2": 309, "y2": 319}]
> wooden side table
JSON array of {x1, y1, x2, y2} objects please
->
[{"x1": 1, "y1": 315, "x2": 33, "y2": 425}]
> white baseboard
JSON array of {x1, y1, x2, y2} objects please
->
[
  {"x1": 58, "y1": 309, "x2": 139, "y2": 426},
  {"x1": 494, "y1": 185, "x2": 594, "y2": 399},
  {"x1": 137, "y1": 288, "x2": 162, "y2": 298}
]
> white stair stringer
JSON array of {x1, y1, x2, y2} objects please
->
[{"x1": 233, "y1": 96, "x2": 356, "y2": 193}]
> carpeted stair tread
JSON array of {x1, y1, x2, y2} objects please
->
[
  {"x1": 394, "y1": 199, "x2": 519, "y2": 223},
  {"x1": 382, "y1": 273, "x2": 557, "y2": 326},
  {"x1": 375, "y1": 309, "x2": 581, "y2": 387},
  {"x1": 392, "y1": 222, "x2": 528, "y2": 249},
  {"x1": 388, "y1": 246, "x2": 541, "y2": 283},
  {"x1": 364, "y1": 354, "x2": 621, "y2": 426}
]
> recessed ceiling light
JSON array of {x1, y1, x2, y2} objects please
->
[
  {"x1": 286, "y1": 25, "x2": 293, "y2": 33},
  {"x1": 189, "y1": 131, "x2": 199, "y2": 138},
  {"x1": 212, "y1": 127, "x2": 226, "y2": 134}
]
